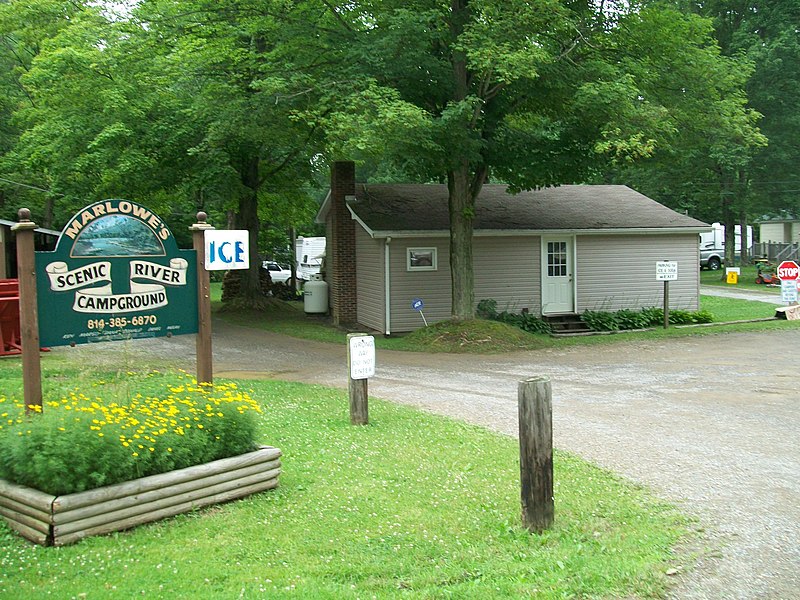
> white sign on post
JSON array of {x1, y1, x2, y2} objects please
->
[
  {"x1": 204, "y1": 230, "x2": 249, "y2": 270},
  {"x1": 656, "y1": 261, "x2": 678, "y2": 281},
  {"x1": 348, "y1": 335, "x2": 376, "y2": 380},
  {"x1": 781, "y1": 280, "x2": 798, "y2": 304}
]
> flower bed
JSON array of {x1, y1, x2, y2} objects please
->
[
  {"x1": 0, "y1": 445, "x2": 281, "y2": 546},
  {"x1": 0, "y1": 370, "x2": 280, "y2": 545}
]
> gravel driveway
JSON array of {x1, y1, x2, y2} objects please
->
[{"x1": 65, "y1": 323, "x2": 800, "y2": 599}]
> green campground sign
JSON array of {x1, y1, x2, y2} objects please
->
[{"x1": 35, "y1": 200, "x2": 198, "y2": 347}]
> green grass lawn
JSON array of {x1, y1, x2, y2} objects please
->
[
  {"x1": 700, "y1": 264, "x2": 785, "y2": 291},
  {"x1": 698, "y1": 295, "x2": 778, "y2": 321},
  {"x1": 0, "y1": 361, "x2": 690, "y2": 599}
]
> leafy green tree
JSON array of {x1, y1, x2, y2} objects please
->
[
  {"x1": 326, "y1": 0, "x2": 760, "y2": 318},
  {"x1": 729, "y1": 1, "x2": 800, "y2": 222},
  {"x1": 650, "y1": 0, "x2": 799, "y2": 264},
  {"x1": 0, "y1": 0, "x2": 89, "y2": 223},
  {"x1": 4, "y1": 0, "x2": 332, "y2": 305}
]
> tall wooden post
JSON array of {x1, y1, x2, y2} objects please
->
[
  {"x1": 663, "y1": 281, "x2": 670, "y2": 329},
  {"x1": 347, "y1": 333, "x2": 373, "y2": 425},
  {"x1": 190, "y1": 213, "x2": 214, "y2": 384},
  {"x1": 12, "y1": 209, "x2": 42, "y2": 413},
  {"x1": 518, "y1": 376, "x2": 554, "y2": 532}
]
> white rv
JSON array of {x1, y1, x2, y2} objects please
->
[
  {"x1": 295, "y1": 236, "x2": 326, "y2": 281},
  {"x1": 698, "y1": 222, "x2": 754, "y2": 270}
]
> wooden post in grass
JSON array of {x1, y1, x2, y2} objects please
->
[
  {"x1": 190, "y1": 213, "x2": 214, "y2": 384},
  {"x1": 13, "y1": 209, "x2": 43, "y2": 414},
  {"x1": 663, "y1": 281, "x2": 670, "y2": 329},
  {"x1": 347, "y1": 333, "x2": 375, "y2": 425},
  {"x1": 518, "y1": 376, "x2": 553, "y2": 532}
]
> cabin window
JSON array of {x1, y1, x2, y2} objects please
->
[
  {"x1": 547, "y1": 241, "x2": 568, "y2": 277},
  {"x1": 407, "y1": 247, "x2": 437, "y2": 271}
]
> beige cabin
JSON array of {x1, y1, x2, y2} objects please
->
[{"x1": 318, "y1": 162, "x2": 709, "y2": 334}]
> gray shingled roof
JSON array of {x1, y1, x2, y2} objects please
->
[{"x1": 351, "y1": 184, "x2": 707, "y2": 232}]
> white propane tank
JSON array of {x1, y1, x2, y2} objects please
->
[{"x1": 303, "y1": 274, "x2": 329, "y2": 314}]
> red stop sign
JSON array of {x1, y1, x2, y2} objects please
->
[{"x1": 777, "y1": 260, "x2": 800, "y2": 281}]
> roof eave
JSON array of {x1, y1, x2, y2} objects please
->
[
  {"x1": 365, "y1": 226, "x2": 710, "y2": 238},
  {"x1": 314, "y1": 190, "x2": 332, "y2": 224}
]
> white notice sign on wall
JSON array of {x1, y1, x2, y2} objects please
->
[{"x1": 656, "y1": 261, "x2": 678, "y2": 281}]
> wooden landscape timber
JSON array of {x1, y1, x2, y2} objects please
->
[{"x1": 0, "y1": 446, "x2": 281, "y2": 546}]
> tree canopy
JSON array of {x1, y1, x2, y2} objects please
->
[
  {"x1": 0, "y1": 0, "x2": 788, "y2": 312},
  {"x1": 324, "y1": 0, "x2": 765, "y2": 316}
]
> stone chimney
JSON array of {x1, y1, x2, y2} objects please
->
[{"x1": 328, "y1": 161, "x2": 357, "y2": 325}]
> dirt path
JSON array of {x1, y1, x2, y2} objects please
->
[{"x1": 65, "y1": 324, "x2": 800, "y2": 599}]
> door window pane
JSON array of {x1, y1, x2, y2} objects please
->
[{"x1": 547, "y1": 241, "x2": 567, "y2": 277}]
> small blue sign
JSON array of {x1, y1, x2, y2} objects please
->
[{"x1": 411, "y1": 298, "x2": 424, "y2": 311}]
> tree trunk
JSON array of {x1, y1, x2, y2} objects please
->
[
  {"x1": 448, "y1": 163, "x2": 475, "y2": 319},
  {"x1": 43, "y1": 197, "x2": 55, "y2": 230},
  {"x1": 738, "y1": 209, "x2": 749, "y2": 265},
  {"x1": 446, "y1": 0, "x2": 481, "y2": 320},
  {"x1": 721, "y1": 183, "x2": 736, "y2": 274},
  {"x1": 237, "y1": 156, "x2": 263, "y2": 304}
]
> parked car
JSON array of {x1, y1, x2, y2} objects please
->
[
  {"x1": 700, "y1": 245, "x2": 723, "y2": 270},
  {"x1": 262, "y1": 261, "x2": 291, "y2": 283}
]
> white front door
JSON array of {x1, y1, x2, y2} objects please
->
[{"x1": 541, "y1": 237, "x2": 575, "y2": 314}]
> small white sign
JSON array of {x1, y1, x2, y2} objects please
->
[
  {"x1": 204, "y1": 230, "x2": 249, "y2": 270},
  {"x1": 349, "y1": 335, "x2": 376, "y2": 380},
  {"x1": 781, "y1": 279, "x2": 798, "y2": 304},
  {"x1": 656, "y1": 261, "x2": 678, "y2": 281}
]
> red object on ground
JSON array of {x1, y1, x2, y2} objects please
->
[{"x1": 0, "y1": 279, "x2": 21, "y2": 356}]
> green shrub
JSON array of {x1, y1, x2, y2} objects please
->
[
  {"x1": 668, "y1": 309, "x2": 713, "y2": 325},
  {"x1": 0, "y1": 372, "x2": 261, "y2": 495},
  {"x1": 477, "y1": 299, "x2": 551, "y2": 334},
  {"x1": 582, "y1": 307, "x2": 714, "y2": 331},
  {"x1": 639, "y1": 307, "x2": 664, "y2": 326},
  {"x1": 615, "y1": 309, "x2": 650, "y2": 330},
  {"x1": 476, "y1": 298, "x2": 499, "y2": 320},
  {"x1": 517, "y1": 312, "x2": 552, "y2": 335},
  {"x1": 581, "y1": 310, "x2": 620, "y2": 331}
]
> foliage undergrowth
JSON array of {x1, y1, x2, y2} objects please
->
[
  {"x1": 477, "y1": 299, "x2": 552, "y2": 334},
  {"x1": 581, "y1": 307, "x2": 713, "y2": 331},
  {"x1": 397, "y1": 318, "x2": 550, "y2": 353},
  {"x1": 0, "y1": 371, "x2": 260, "y2": 495},
  {"x1": 0, "y1": 359, "x2": 690, "y2": 598}
]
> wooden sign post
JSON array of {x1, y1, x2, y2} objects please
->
[
  {"x1": 190, "y1": 213, "x2": 214, "y2": 384},
  {"x1": 12, "y1": 209, "x2": 42, "y2": 413},
  {"x1": 656, "y1": 260, "x2": 678, "y2": 329},
  {"x1": 347, "y1": 333, "x2": 375, "y2": 425},
  {"x1": 518, "y1": 376, "x2": 553, "y2": 533}
]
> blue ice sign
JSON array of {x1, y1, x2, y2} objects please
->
[
  {"x1": 411, "y1": 297, "x2": 428, "y2": 326},
  {"x1": 204, "y1": 230, "x2": 250, "y2": 270}
]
